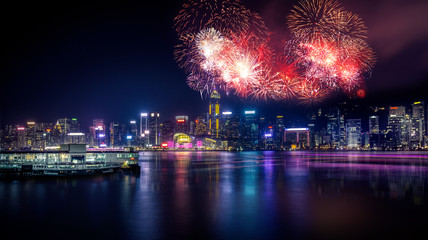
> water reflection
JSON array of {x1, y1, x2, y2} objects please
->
[{"x1": 1, "y1": 151, "x2": 428, "y2": 239}]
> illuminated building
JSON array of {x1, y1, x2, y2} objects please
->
[
  {"x1": 65, "y1": 132, "x2": 86, "y2": 144},
  {"x1": 140, "y1": 113, "x2": 148, "y2": 144},
  {"x1": 195, "y1": 115, "x2": 208, "y2": 136},
  {"x1": 411, "y1": 101, "x2": 425, "y2": 148},
  {"x1": 26, "y1": 121, "x2": 36, "y2": 149},
  {"x1": 89, "y1": 119, "x2": 106, "y2": 147},
  {"x1": 109, "y1": 122, "x2": 124, "y2": 147},
  {"x1": 160, "y1": 120, "x2": 174, "y2": 142},
  {"x1": 241, "y1": 110, "x2": 258, "y2": 150},
  {"x1": 175, "y1": 116, "x2": 189, "y2": 134},
  {"x1": 208, "y1": 90, "x2": 221, "y2": 138},
  {"x1": 387, "y1": 106, "x2": 409, "y2": 149},
  {"x1": 149, "y1": 112, "x2": 160, "y2": 146},
  {"x1": 221, "y1": 112, "x2": 240, "y2": 139},
  {"x1": 275, "y1": 116, "x2": 285, "y2": 150},
  {"x1": 262, "y1": 125, "x2": 275, "y2": 150},
  {"x1": 346, "y1": 119, "x2": 361, "y2": 149},
  {"x1": 284, "y1": 128, "x2": 310, "y2": 150},
  {"x1": 173, "y1": 133, "x2": 193, "y2": 149},
  {"x1": 369, "y1": 116, "x2": 380, "y2": 149},
  {"x1": 16, "y1": 126, "x2": 27, "y2": 149},
  {"x1": 326, "y1": 108, "x2": 341, "y2": 148}
]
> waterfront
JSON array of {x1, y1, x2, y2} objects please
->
[{"x1": 1, "y1": 151, "x2": 428, "y2": 239}]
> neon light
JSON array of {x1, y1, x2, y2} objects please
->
[
  {"x1": 72, "y1": 118, "x2": 77, "y2": 121},
  {"x1": 100, "y1": 144, "x2": 107, "y2": 147},
  {"x1": 17, "y1": 127, "x2": 25, "y2": 131},
  {"x1": 68, "y1": 132, "x2": 84, "y2": 136},
  {"x1": 126, "y1": 135, "x2": 132, "y2": 140},
  {"x1": 45, "y1": 146, "x2": 60, "y2": 150},
  {"x1": 98, "y1": 134, "x2": 105, "y2": 138},
  {"x1": 177, "y1": 119, "x2": 185, "y2": 123},
  {"x1": 244, "y1": 110, "x2": 255, "y2": 114},
  {"x1": 141, "y1": 113, "x2": 148, "y2": 117},
  {"x1": 27, "y1": 121, "x2": 35, "y2": 125},
  {"x1": 285, "y1": 128, "x2": 309, "y2": 131},
  {"x1": 130, "y1": 121, "x2": 136, "y2": 124},
  {"x1": 390, "y1": 107, "x2": 398, "y2": 110},
  {"x1": 414, "y1": 102, "x2": 421, "y2": 105},
  {"x1": 222, "y1": 111, "x2": 232, "y2": 115},
  {"x1": 268, "y1": 126, "x2": 273, "y2": 129},
  {"x1": 161, "y1": 143, "x2": 168, "y2": 147},
  {"x1": 264, "y1": 133, "x2": 272, "y2": 137}
]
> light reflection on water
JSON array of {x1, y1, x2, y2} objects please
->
[{"x1": 1, "y1": 151, "x2": 428, "y2": 239}]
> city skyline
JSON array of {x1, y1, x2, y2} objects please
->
[{"x1": 2, "y1": 96, "x2": 426, "y2": 151}]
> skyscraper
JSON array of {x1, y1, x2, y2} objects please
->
[
  {"x1": 346, "y1": 119, "x2": 361, "y2": 149},
  {"x1": 275, "y1": 116, "x2": 285, "y2": 149},
  {"x1": 369, "y1": 116, "x2": 380, "y2": 149},
  {"x1": 326, "y1": 108, "x2": 341, "y2": 147},
  {"x1": 149, "y1": 112, "x2": 160, "y2": 146},
  {"x1": 387, "y1": 106, "x2": 409, "y2": 149},
  {"x1": 160, "y1": 120, "x2": 174, "y2": 143},
  {"x1": 242, "y1": 110, "x2": 258, "y2": 150},
  {"x1": 90, "y1": 119, "x2": 106, "y2": 147},
  {"x1": 195, "y1": 115, "x2": 208, "y2": 136},
  {"x1": 109, "y1": 122, "x2": 124, "y2": 147},
  {"x1": 411, "y1": 101, "x2": 425, "y2": 148},
  {"x1": 208, "y1": 90, "x2": 221, "y2": 138},
  {"x1": 175, "y1": 116, "x2": 189, "y2": 134}
]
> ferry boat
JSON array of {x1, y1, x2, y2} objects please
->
[{"x1": 0, "y1": 144, "x2": 140, "y2": 177}]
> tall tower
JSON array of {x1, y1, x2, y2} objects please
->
[
  {"x1": 149, "y1": 112, "x2": 160, "y2": 146},
  {"x1": 208, "y1": 90, "x2": 221, "y2": 138},
  {"x1": 411, "y1": 101, "x2": 425, "y2": 148}
]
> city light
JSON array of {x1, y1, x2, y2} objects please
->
[
  {"x1": 130, "y1": 121, "x2": 136, "y2": 124},
  {"x1": 264, "y1": 133, "x2": 272, "y2": 137},
  {"x1": 177, "y1": 119, "x2": 185, "y2": 123},
  {"x1": 244, "y1": 110, "x2": 255, "y2": 114},
  {"x1": 17, "y1": 127, "x2": 25, "y2": 131},
  {"x1": 222, "y1": 111, "x2": 232, "y2": 115},
  {"x1": 144, "y1": 130, "x2": 150, "y2": 134},
  {"x1": 68, "y1": 133, "x2": 84, "y2": 136},
  {"x1": 45, "y1": 146, "x2": 60, "y2": 150},
  {"x1": 141, "y1": 113, "x2": 148, "y2": 117},
  {"x1": 285, "y1": 128, "x2": 309, "y2": 131},
  {"x1": 27, "y1": 121, "x2": 35, "y2": 125},
  {"x1": 126, "y1": 135, "x2": 132, "y2": 140}
]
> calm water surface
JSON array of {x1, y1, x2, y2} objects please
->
[{"x1": 2, "y1": 151, "x2": 428, "y2": 239}]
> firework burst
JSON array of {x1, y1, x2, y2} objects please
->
[{"x1": 174, "y1": 0, "x2": 376, "y2": 105}]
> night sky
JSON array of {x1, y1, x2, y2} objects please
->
[{"x1": 1, "y1": 0, "x2": 427, "y2": 128}]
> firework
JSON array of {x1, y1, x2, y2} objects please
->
[
  {"x1": 174, "y1": 0, "x2": 376, "y2": 105},
  {"x1": 287, "y1": 0, "x2": 343, "y2": 42},
  {"x1": 174, "y1": 0, "x2": 267, "y2": 39},
  {"x1": 286, "y1": 0, "x2": 376, "y2": 102}
]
